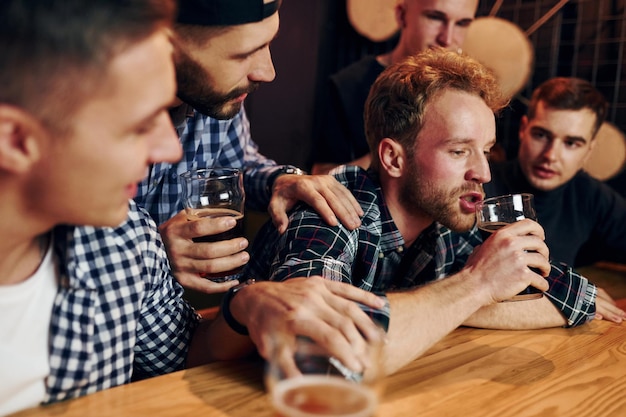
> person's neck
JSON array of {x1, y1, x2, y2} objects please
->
[
  {"x1": 0, "y1": 232, "x2": 50, "y2": 286},
  {"x1": 169, "y1": 98, "x2": 192, "y2": 128},
  {"x1": 380, "y1": 179, "x2": 432, "y2": 247},
  {"x1": 377, "y1": 45, "x2": 408, "y2": 68}
]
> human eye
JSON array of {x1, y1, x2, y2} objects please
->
[
  {"x1": 425, "y1": 11, "x2": 447, "y2": 23},
  {"x1": 135, "y1": 119, "x2": 158, "y2": 136},
  {"x1": 456, "y1": 19, "x2": 473, "y2": 28},
  {"x1": 450, "y1": 148, "x2": 468, "y2": 157},
  {"x1": 530, "y1": 127, "x2": 549, "y2": 141},
  {"x1": 564, "y1": 138, "x2": 585, "y2": 149},
  {"x1": 133, "y1": 111, "x2": 168, "y2": 137}
]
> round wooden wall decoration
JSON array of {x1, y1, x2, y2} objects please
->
[
  {"x1": 462, "y1": 16, "x2": 534, "y2": 100},
  {"x1": 346, "y1": 0, "x2": 399, "y2": 42}
]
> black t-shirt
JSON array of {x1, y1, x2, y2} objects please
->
[
  {"x1": 312, "y1": 56, "x2": 385, "y2": 165},
  {"x1": 485, "y1": 159, "x2": 626, "y2": 266}
]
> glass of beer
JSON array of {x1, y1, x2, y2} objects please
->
[
  {"x1": 475, "y1": 193, "x2": 544, "y2": 301},
  {"x1": 180, "y1": 168, "x2": 245, "y2": 282},
  {"x1": 265, "y1": 333, "x2": 385, "y2": 417}
]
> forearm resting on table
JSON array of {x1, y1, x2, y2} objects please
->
[
  {"x1": 383, "y1": 273, "x2": 491, "y2": 375},
  {"x1": 463, "y1": 295, "x2": 567, "y2": 329}
]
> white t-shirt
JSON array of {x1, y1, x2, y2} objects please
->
[{"x1": 0, "y1": 242, "x2": 56, "y2": 416}]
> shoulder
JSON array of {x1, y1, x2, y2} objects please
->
[
  {"x1": 570, "y1": 170, "x2": 618, "y2": 197},
  {"x1": 60, "y1": 201, "x2": 164, "y2": 270},
  {"x1": 331, "y1": 166, "x2": 379, "y2": 199},
  {"x1": 569, "y1": 170, "x2": 626, "y2": 207},
  {"x1": 331, "y1": 166, "x2": 384, "y2": 224},
  {"x1": 331, "y1": 56, "x2": 384, "y2": 87}
]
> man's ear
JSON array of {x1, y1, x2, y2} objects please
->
[
  {"x1": 582, "y1": 128, "x2": 600, "y2": 166},
  {"x1": 395, "y1": 1, "x2": 406, "y2": 29},
  {"x1": 518, "y1": 115, "x2": 529, "y2": 140},
  {"x1": 378, "y1": 137, "x2": 405, "y2": 178},
  {"x1": 0, "y1": 105, "x2": 42, "y2": 174}
]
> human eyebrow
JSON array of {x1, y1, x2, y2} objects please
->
[
  {"x1": 130, "y1": 101, "x2": 174, "y2": 134},
  {"x1": 529, "y1": 126, "x2": 553, "y2": 138},
  {"x1": 444, "y1": 138, "x2": 480, "y2": 146},
  {"x1": 231, "y1": 29, "x2": 280, "y2": 60}
]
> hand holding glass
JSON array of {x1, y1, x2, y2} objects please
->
[
  {"x1": 180, "y1": 168, "x2": 245, "y2": 282},
  {"x1": 475, "y1": 193, "x2": 544, "y2": 301},
  {"x1": 265, "y1": 334, "x2": 385, "y2": 417}
]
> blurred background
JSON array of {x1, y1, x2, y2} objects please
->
[{"x1": 246, "y1": 0, "x2": 626, "y2": 196}]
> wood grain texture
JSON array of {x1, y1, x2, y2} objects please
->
[{"x1": 12, "y1": 265, "x2": 626, "y2": 417}]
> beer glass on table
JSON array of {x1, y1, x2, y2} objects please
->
[
  {"x1": 180, "y1": 168, "x2": 245, "y2": 282},
  {"x1": 475, "y1": 193, "x2": 544, "y2": 301},
  {"x1": 265, "y1": 333, "x2": 385, "y2": 417}
]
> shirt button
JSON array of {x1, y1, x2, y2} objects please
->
[
  {"x1": 378, "y1": 253, "x2": 385, "y2": 259},
  {"x1": 396, "y1": 246, "x2": 404, "y2": 253}
]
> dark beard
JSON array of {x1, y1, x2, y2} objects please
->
[{"x1": 175, "y1": 51, "x2": 259, "y2": 120}]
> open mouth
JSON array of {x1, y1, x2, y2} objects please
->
[{"x1": 462, "y1": 194, "x2": 482, "y2": 204}]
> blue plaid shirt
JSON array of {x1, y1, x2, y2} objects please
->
[
  {"x1": 246, "y1": 166, "x2": 596, "y2": 328},
  {"x1": 45, "y1": 201, "x2": 199, "y2": 404},
  {"x1": 136, "y1": 106, "x2": 296, "y2": 225}
]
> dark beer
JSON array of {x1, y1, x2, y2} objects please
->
[
  {"x1": 188, "y1": 208, "x2": 244, "y2": 282},
  {"x1": 189, "y1": 208, "x2": 244, "y2": 243},
  {"x1": 477, "y1": 221, "x2": 508, "y2": 241}
]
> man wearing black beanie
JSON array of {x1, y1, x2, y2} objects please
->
[{"x1": 135, "y1": 0, "x2": 366, "y2": 295}]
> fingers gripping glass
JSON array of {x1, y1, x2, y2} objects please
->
[
  {"x1": 180, "y1": 168, "x2": 245, "y2": 282},
  {"x1": 476, "y1": 193, "x2": 544, "y2": 301}
]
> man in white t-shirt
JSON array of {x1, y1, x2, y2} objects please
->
[{"x1": 0, "y1": 0, "x2": 386, "y2": 413}]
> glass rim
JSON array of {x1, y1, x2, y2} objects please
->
[
  {"x1": 479, "y1": 193, "x2": 534, "y2": 206},
  {"x1": 180, "y1": 167, "x2": 241, "y2": 180}
]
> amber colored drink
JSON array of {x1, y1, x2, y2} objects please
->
[
  {"x1": 188, "y1": 208, "x2": 244, "y2": 282},
  {"x1": 271, "y1": 375, "x2": 377, "y2": 417}
]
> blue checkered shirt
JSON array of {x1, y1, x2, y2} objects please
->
[
  {"x1": 44, "y1": 200, "x2": 199, "y2": 404},
  {"x1": 246, "y1": 165, "x2": 596, "y2": 329},
  {"x1": 136, "y1": 106, "x2": 296, "y2": 225}
]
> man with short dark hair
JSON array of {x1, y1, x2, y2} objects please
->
[
  {"x1": 485, "y1": 77, "x2": 626, "y2": 268},
  {"x1": 0, "y1": 2, "x2": 390, "y2": 412}
]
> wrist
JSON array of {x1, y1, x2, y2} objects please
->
[
  {"x1": 266, "y1": 166, "x2": 306, "y2": 195},
  {"x1": 220, "y1": 279, "x2": 256, "y2": 335}
]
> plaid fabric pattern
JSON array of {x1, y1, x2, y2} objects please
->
[
  {"x1": 246, "y1": 165, "x2": 596, "y2": 330},
  {"x1": 45, "y1": 201, "x2": 199, "y2": 404},
  {"x1": 136, "y1": 106, "x2": 293, "y2": 225}
]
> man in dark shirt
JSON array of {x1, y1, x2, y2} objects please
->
[{"x1": 485, "y1": 77, "x2": 626, "y2": 267}]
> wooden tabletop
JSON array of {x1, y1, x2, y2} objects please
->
[{"x1": 12, "y1": 264, "x2": 626, "y2": 417}]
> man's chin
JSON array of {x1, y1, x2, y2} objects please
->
[
  {"x1": 214, "y1": 103, "x2": 243, "y2": 120},
  {"x1": 192, "y1": 101, "x2": 242, "y2": 120},
  {"x1": 442, "y1": 214, "x2": 476, "y2": 233}
]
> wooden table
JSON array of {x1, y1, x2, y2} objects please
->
[{"x1": 12, "y1": 264, "x2": 626, "y2": 417}]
